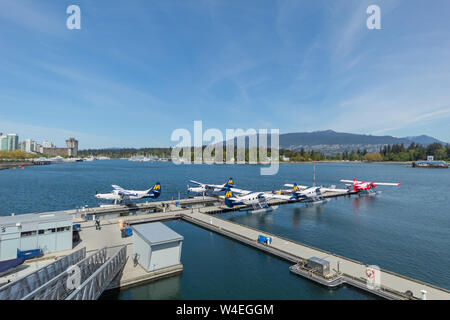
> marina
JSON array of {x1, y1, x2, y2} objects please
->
[
  {"x1": 1, "y1": 186, "x2": 449, "y2": 300},
  {"x1": 0, "y1": 161, "x2": 449, "y2": 300}
]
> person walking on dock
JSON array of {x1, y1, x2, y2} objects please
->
[{"x1": 95, "y1": 218, "x2": 101, "y2": 230}]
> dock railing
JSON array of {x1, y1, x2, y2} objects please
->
[
  {"x1": 22, "y1": 247, "x2": 107, "y2": 300},
  {"x1": 66, "y1": 245, "x2": 127, "y2": 300},
  {"x1": 0, "y1": 247, "x2": 86, "y2": 300}
]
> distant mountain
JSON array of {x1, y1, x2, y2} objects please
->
[
  {"x1": 279, "y1": 130, "x2": 411, "y2": 148},
  {"x1": 219, "y1": 130, "x2": 446, "y2": 155},
  {"x1": 403, "y1": 135, "x2": 447, "y2": 145}
]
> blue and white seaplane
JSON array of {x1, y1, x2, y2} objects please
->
[
  {"x1": 95, "y1": 182, "x2": 161, "y2": 205},
  {"x1": 187, "y1": 177, "x2": 235, "y2": 196}
]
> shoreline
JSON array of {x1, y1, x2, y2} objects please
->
[
  {"x1": 0, "y1": 159, "x2": 437, "y2": 167},
  {"x1": 279, "y1": 161, "x2": 413, "y2": 165}
]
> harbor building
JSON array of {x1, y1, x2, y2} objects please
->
[
  {"x1": 0, "y1": 212, "x2": 73, "y2": 260},
  {"x1": 41, "y1": 137, "x2": 79, "y2": 157},
  {"x1": 132, "y1": 222, "x2": 183, "y2": 272},
  {"x1": 41, "y1": 147, "x2": 71, "y2": 157}
]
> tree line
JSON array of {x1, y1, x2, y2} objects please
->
[{"x1": 49, "y1": 142, "x2": 450, "y2": 162}]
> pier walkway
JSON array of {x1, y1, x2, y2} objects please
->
[{"x1": 181, "y1": 210, "x2": 450, "y2": 300}]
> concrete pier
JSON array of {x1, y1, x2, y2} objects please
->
[
  {"x1": 1, "y1": 189, "x2": 449, "y2": 300},
  {"x1": 181, "y1": 211, "x2": 450, "y2": 300}
]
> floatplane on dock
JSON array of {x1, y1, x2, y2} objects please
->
[{"x1": 95, "y1": 182, "x2": 161, "y2": 206}]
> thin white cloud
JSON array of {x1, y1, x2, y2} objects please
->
[{"x1": 0, "y1": 0, "x2": 63, "y2": 35}]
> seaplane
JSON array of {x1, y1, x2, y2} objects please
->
[
  {"x1": 219, "y1": 187, "x2": 299, "y2": 213},
  {"x1": 278, "y1": 184, "x2": 330, "y2": 204},
  {"x1": 283, "y1": 183, "x2": 350, "y2": 196},
  {"x1": 187, "y1": 177, "x2": 235, "y2": 196},
  {"x1": 340, "y1": 178, "x2": 401, "y2": 195},
  {"x1": 95, "y1": 182, "x2": 161, "y2": 205}
]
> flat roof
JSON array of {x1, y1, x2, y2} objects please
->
[
  {"x1": 0, "y1": 211, "x2": 72, "y2": 226},
  {"x1": 132, "y1": 222, "x2": 183, "y2": 246},
  {"x1": 308, "y1": 256, "x2": 329, "y2": 266}
]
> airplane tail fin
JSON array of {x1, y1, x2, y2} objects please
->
[
  {"x1": 224, "y1": 177, "x2": 234, "y2": 188},
  {"x1": 224, "y1": 187, "x2": 237, "y2": 208},
  {"x1": 224, "y1": 187, "x2": 237, "y2": 198},
  {"x1": 289, "y1": 183, "x2": 300, "y2": 200},
  {"x1": 148, "y1": 182, "x2": 161, "y2": 198},
  {"x1": 353, "y1": 178, "x2": 358, "y2": 192}
]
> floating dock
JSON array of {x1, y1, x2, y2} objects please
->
[{"x1": 1, "y1": 189, "x2": 449, "y2": 300}]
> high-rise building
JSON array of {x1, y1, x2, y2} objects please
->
[
  {"x1": 7, "y1": 134, "x2": 18, "y2": 151},
  {"x1": 42, "y1": 140, "x2": 55, "y2": 148},
  {"x1": 66, "y1": 137, "x2": 78, "y2": 157},
  {"x1": 23, "y1": 139, "x2": 38, "y2": 153},
  {"x1": 0, "y1": 135, "x2": 8, "y2": 151},
  {"x1": 19, "y1": 141, "x2": 26, "y2": 152}
]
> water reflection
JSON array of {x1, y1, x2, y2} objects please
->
[
  {"x1": 351, "y1": 195, "x2": 378, "y2": 213},
  {"x1": 101, "y1": 273, "x2": 182, "y2": 300},
  {"x1": 291, "y1": 203, "x2": 326, "y2": 226}
]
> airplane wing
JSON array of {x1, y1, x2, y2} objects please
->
[
  {"x1": 229, "y1": 188, "x2": 252, "y2": 195},
  {"x1": 320, "y1": 187, "x2": 351, "y2": 193},
  {"x1": 189, "y1": 180, "x2": 219, "y2": 190},
  {"x1": 373, "y1": 182, "x2": 401, "y2": 186},
  {"x1": 210, "y1": 184, "x2": 227, "y2": 189},
  {"x1": 111, "y1": 185, "x2": 137, "y2": 197},
  {"x1": 283, "y1": 184, "x2": 309, "y2": 190},
  {"x1": 189, "y1": 180, "x2": 204, "y2": 186},
  {"x1": 340, "y1": 179, "x2": 362, "y2": 184},
  {"x1": 267, "y1": 193, "x2": 293, "y2": 201},
  {"x1": 216, "y1": 194, "x2": 240, "y2": 201}
]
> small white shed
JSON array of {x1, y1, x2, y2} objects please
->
[{"x1": 132, "y1": 222, "x2": 183, "y2": 272}]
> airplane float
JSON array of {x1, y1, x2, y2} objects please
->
[{"x1": 95, "y1": 182, "x2": 161, "y2": 204}]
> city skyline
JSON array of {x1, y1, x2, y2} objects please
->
[
  {"x1": 0, "y1": 131, "x2": 78, "y2": 157},
  {"x1": 1, "y1": 0, "x2": 450, "y2": 148}
]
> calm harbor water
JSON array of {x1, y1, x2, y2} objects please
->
[{"x1": 1, "y1": 160, "x2": 449, "y2": 299}]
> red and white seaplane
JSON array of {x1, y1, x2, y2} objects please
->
[{"x1": 340, "y1": 178, "x2": 401, "y2": 195}]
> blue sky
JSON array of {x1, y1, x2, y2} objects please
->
[{"x1": 0, "y1": 0, "x2": 449, "y2": 149}]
